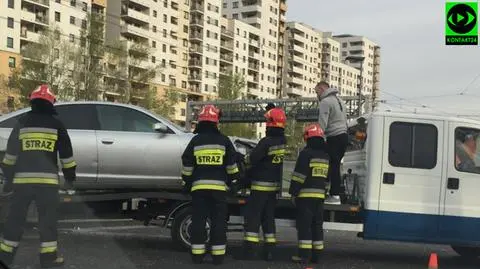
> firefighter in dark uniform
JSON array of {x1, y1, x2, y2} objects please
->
[
  {"x1": 181, "y1": 104, "x2": 240, "y2": 265},
  {"x1": 289, "y1": 123, "x2": 329, "y2": 264},
  {"x1": 242, "y1": 107, "x2": 287, "y2": 261},
  {"x1": 0, "y1": 85, "x2": 77, "y2": 268}
]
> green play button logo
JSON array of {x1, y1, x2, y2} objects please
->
[{"x1": 445, "y1": 2, "x2": 478, "y2": 45}]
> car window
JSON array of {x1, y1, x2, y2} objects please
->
[
  {"x1": 55, "y1": 104, "x2": 99, "y2": 130},
  {"x1": 455, "y1": 127, "x2": 480, "y2": 174},
  {"x1": 96, "y1": 105, "x2": 174, "y2": 133},
  {"x1": 0, "y1": 113, "x2": 25, "y2": 128}
]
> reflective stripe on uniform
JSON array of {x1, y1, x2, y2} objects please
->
[
  {"x1": 40, "y1": 241, "x2": 57, "y2": 254},
  {"x1": 226, "y1": 164, "x2": 239, "y2": 174},
  {"x1": 313, "y1": 241, "x2": 324, "y2": 250},
  {"x1": 211, "y1": 244, "x2": 226, "y2": 256},
  {"x1": 267, "y1": 145, "x2": 286, "y2": 155},
  {"x1": 19, "y1": 127, "x2": 58, "y2": 140},
  {"x1": 244, "y1": 232, "x2": 260, "y2": 242},
  {"x1": 310, "y1": 158, "x2": 329, "y2": 177},
  {"x1": 193, "y1": 145, "x2": 226, "y2": 155},
  {"x1": 191, "y1": 180, "x2": 226, "y2": 192},
  {"x1": 2, "y1": 153, "x2": 17, "y2": 166},
  {"x1": 13, "y1": 172, "x2": 59, "y2": 185},
  {"x1": 251, "y1": 181, "x2": 279, "y2": 192},
  {"x1": 264, "y1": 233, "x2": 276, "y2": 243},
  {"x1": 291, "y1": 172, "x2": 306, "y2": 184},
  {"x1": 191, "y1": 244, "x2": 206, "y2": 255},
  {"x1": 181, "y1": 165, "x2": 193, "y2": 176},
  {"x1": 298, "y1": 240, "x2": 312, "y2": 249},
  {"x1": 0, "y1": 239, "x2": 19, "y2": 253},
  {"x1": 60, "y1": 157, "x2": 77, "y2": 169},
  {"x1": 298, "y1": 188, "x2": 325, "y2": 199}
]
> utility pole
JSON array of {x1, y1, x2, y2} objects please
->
[{"x1": 345, "y1": 56, "x2": 365, "y2": 117}]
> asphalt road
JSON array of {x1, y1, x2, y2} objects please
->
[{"x1": 5, "y1": 219, "x2": 480, "y2": 269}]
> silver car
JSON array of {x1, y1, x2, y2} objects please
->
[{"x1": 0, "y1": 101, "x2": 257, "y2": 190}]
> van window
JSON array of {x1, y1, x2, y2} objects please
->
[
  {"x1": 455, "y1": 127, "x2": 480, "y2": 174},
  {"x1": 388, "y1": 122, "x2": 437, "y2": 169}
]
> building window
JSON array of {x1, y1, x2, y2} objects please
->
[
  {"x1": 69, "y1": 34, "x2": 75, "y2": 43},
  {"x1": 223, "y1": 3, "x2": 227, "y2": 8},
  {"x1": 153, "y1": 10, "x2": 157, "y2": 17},
  {"x1": 162, "y1": 44, "x2": 167, "y2": 52},
  {"x1": 7, "y1": 17, "x2": 13, "y2": 28},
  {"x1": 164, "y1": 0, "x2": 168, "y2": 7},
  {"x1": 81, "y1": 19, "x2": 87, "y2": 29},
  {"x1": 152, "y1": 56, "x2": 156, "y2": 63},
  {"x1": 55, "y1": 12, "x2": 61, "y2": 22},
  {"x1": 70, "y1": 16, "x2": 75, "y2": 25},
  {"x1": 70, "y1": 0, "x2": 76, "y2": 7},
  {"x1": 152, "y1": 41, "x2": 156, "y2": 48},
  {"x1": 6, "y1": 37, "x2": 13, "y2": 48},
  {"x1": 388, "y1": 122, "x2": 437, "y2": 169},
  {"x1": 181, "y1": 108, "x2": 186, "y2": 116},
  {"x1": 163, "y1": 14, "x2": 167, "y2": 23},
  {"x1": 183, "y1": 25, "x2": 188, "y2": 33},
  {"x1": 153, "y1": 26, "x2": 157, "y2": 32},
  {"x1": 8, "y1": 57, "x2": 15, "y2": 68},
  {"x1": 182, "y1": 81, "x2": 187, "y2": 89},
  {"x1": 8, "y1": 0, "x2": 14, "y2": 8},
  {"x1": 233, "y1": 1, "x2": 238, "y2": 8},
  {"x1": 184, "y1": 11, "x2": 189, "y2": 19}
]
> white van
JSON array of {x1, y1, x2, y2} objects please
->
[{"x1": 342, "y1": 110, "x2": 480, "y2": 256}]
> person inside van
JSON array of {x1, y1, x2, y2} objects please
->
[{"x1": 455, "y1": 131, "x2": 479, "y2": 173}]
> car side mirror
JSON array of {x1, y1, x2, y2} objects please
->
[{"x1": 153, "y1": 122, "x2": 168, "y2": 133}]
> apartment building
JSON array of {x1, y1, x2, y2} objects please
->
[
  {"x1": 284, "y1": 23, "x2": 362, "y2": 99},
  {"x1": 333, "y1": 34, "x2": 381, "y2": 98},
  {"x1": 0, "y1": 0, "x2": 106, "y2": 109},
  {"x1": 284, "y1": 22, "x2": 321, "y2": 98},
  {"x1": 222, "y1": 0, "x2": 283, "y2": 99}
]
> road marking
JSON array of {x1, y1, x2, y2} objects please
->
[{"x1": 61, "y1": 225, "x2": 149, "y2": 232}]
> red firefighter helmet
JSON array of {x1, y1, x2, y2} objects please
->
[
  {"x1": 29, "y1": 84, "x2": 56, "y2": 104},
  {"x1": 197, "y1": 105, "x2": 220, "y2": 123},
  {"x1": 264, "y1": 107, "x2": 286, "y2": 128},
  {"x1": 303, "y1": 123, "x2": 325, "y2": 141}
]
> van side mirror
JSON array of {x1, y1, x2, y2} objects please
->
[{"x1": 153, "y1": 122, "x2": 168, "y2": 133}]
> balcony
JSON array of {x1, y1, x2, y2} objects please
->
[
  {"x1": 289, "y1": 44, "x2": 305, "y2": 53},
  {"x1": 220, "y1": 66, "x2": 233, "y2": 75},
  {"x1": 122, "y1": 8, "x2": 150, "y2": 24},
  {"x1": 188, "y1": 74, "x2": 202, "y2": 82},
  {"x1": 189, "y1": 46, "x2": 203, "y2": 54},
  {"x1": 221, "y1": 28, "x2": 234, "y2": 38},
  {"x1": 248, "y1": 63, "x2": 259, "y2": 71},
  {"x1": 24, "y1": 0, "x2": 49, "y2": 7},
  {"x1": 190, "y1": 32, "x2": 203, "y2": 41},
  {"x1": 248, "y1": 51, "x2": 259, "y2": 59},
  {"x1": 121, "y1": 24, "x2": 150, "y2": 39},
  {"x1": 289, "y1": 65, "x2": 303, "y2": 75},
  {"x1": 191, "y1": 3, "x2": 204, "y2": 13},
  {"x1": 20, "y1": 30, "x2": 41, "y2": 43},
  {"x1": 190, "y1": 19, "x2": 204, "y2": 27},
  {"x1": 189, "y1": 60, "x2": 203, "y2": 68},
  {"x1": 220, "y1": 54, "x2": 233, "y2": 62},
  {"x1": 280, "y1": 1, "x2": 287, "y2": 12},
  {"x1": 285, "y1": 87, "x2": 303, "y2": 97},
  {"x1": 221, "y1": 41, "x2": 234, "y2": 51},
  {"x1": 249, "y1": 39, "x2": 260, "y2": 47},
  {"x1": 287, "y1": 76, "x2": 303, "y2": 86},
  {"x1": 129, "y1": 0, "x2": 150, "y2": 8},
  {"x1": 248, "y1": 75, "x2": 259, "y2": 83},
  {"x1": 21, "y1": 10, "x2": 49, "y2": 26}
]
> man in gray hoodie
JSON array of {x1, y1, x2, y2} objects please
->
[{"x1": 315, "y1": 81, "x2": 348, "y2": 205}]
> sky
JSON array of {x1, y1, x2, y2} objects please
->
[{"x1": 287, "y1": 0, "x2": 480, "y2": 116}]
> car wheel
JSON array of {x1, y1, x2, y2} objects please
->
[{"x1": 171, "y1": 206, "x2": 210, "y2": 251}]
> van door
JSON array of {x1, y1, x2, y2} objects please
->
[
  {"x1": 440, "y1": 122, "x2": 480, "y2": 245},
  {"x1": 377, "y1": 117, "x2": 443, "y2": 241}
]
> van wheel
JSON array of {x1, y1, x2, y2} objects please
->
[
  {"x1": 171, "y1": 206, "x2": 210, "y2": 251},
  {"x1": 451, "y1": 245, "x2": 480, "y2": 258}
]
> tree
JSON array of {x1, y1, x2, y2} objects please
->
[
  {"x1": 14, "y1": 26, "x2": 78, "y2": 104},
  {"x1": 217, "y1": 73, "x2": 256, "y2": 139},
  {"x1": 71, "y1": 12, "x2": 106, "y2": 101},
  {"x1": 147, "y1": 86, "x2": 181, "y2": 121},
  {"x1": 284, "y1": 119, "x2": 306, "y2": 160},
  {"x1": 103, "y1": 40, "x2": 159, "y2": 105}
]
